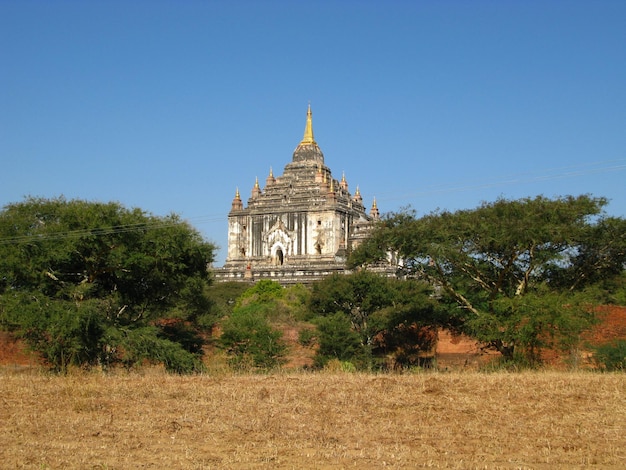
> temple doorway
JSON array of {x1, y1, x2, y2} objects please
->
[{"x1": 276, "y1": 247, "x2": 284, "y2": 265}]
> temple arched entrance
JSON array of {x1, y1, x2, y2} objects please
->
[{"x1": 271, "y1": 242, "x2": 286, "y2": 266}]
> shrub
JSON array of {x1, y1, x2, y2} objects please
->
[
  {"x1": 220, "y1": 304, "x2": 286, "y2": 370},
  {"x1": 592, "y1": 340, "x2": 626, "y2": 371},
  {"x1": 313, "y1": 313, "x2": 368, "y2": 369},
  {"x1": 116, "y1": 326, "x2": 205, "y2": 374}
]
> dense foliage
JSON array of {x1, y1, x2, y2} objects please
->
[
  {"x1": 0, "y1": 197, "x2": 216, "y2": 372},
  {"x1": 309, "y1": 271, "x2": 441, "y2": 369},
  {"x1": 349, "y1": 195, "x2": 626, "y2": 363},
  {"x1": 591, "y1": 340, "x2": 626, "y2": 371},
  {"x1": 220, "y1": 303, "x2": 286, "y2": 370},
  {"x1": 218, "y1": 280, "x2": 305, "y2": 370}
]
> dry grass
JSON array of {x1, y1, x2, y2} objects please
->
[{"x1": 0, "y1": 369, "x2": 624, "y2": 469}]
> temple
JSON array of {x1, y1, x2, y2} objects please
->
[{"x1": 214, "y1": 105, "x2": 380, "y2": 284}]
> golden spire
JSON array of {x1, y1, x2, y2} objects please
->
[
  {"x1": 340, "y1": 171, "x2": 348, "y2": 190},
  {"x1": 251, "y1": 177, "x2": 261, "y2": 199},
  {"x1": 231, "y1": 187, "x2": 243, "y2": 211},
  {"x1": 300, "y1": 103, "x2": 316, "y2": 145},
  {"x1": 370, "y1": 197, "x2": 380, "y2": 219}
]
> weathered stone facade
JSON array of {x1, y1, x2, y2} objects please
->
[{"x1": 214, "y1": 106, "x2": 379, "y2": 285}]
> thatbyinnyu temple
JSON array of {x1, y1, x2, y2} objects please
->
[{"x1": 214, "y1": 105, "x2": 380, "y2": 285}]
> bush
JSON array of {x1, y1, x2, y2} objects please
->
[
  {"x1": 236, "y1": 279, "x2": 283, "y2": 306},
  {"x1": 116, "y1": 326, "x2": 205, "y2": 374},
  {"x1": 220, "y1": 304, "x2": 286, "y2": 370},
  {"x1": 3, "y1": 293, "x2": 106, "y2": 372},
  {"x1": 592, "y1": 340, "x2": 626, "y2": 371},
  {"x1": 313, "y1": 313, "x2": 368, "y2": 369}
]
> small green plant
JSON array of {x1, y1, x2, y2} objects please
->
[{"x1": 591, "y1": 340, "x2": 626, "y2": 371}]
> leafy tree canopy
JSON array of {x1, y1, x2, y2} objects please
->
[
  {"x1": 349, "y1": 195, "x2": 626, "y2": 362},
  {"x1": 309, "y1": 271, "x2": 440, "y2": 369},
  {"x1": 0, "y1": 197, "x2": 216, "y2": 372},
  {"x1": 219, "y1": 303, "x2": 286, "y2": 370},
  {"x1": 218, "y1": 280, "x2": 308, "y2": 371}
]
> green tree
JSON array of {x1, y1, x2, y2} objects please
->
[
  {"x1": 350, "y1": 195, "x2": 626, "y2": 363},
  {"x1": 310, "y1": 271, "x2": 395, "y2": 345},
  {"x1": 217, "y1": 280, "x2": 308, "y2": 370},
  {"x1": 205, "y1": 281, "x2": 251, "y2": 321},
  {"x1": 0, "y1": 197, "x2": 216, "y2": 372},
  {"x1": 219, "y1": 303, "x2": 286, "y2": 370},
  {"x1": 313, "y1": 312, "x2": 364, "y2": 368},
  {"x1": 309, "y1": 271, "x2": 440, "y2": 369}
]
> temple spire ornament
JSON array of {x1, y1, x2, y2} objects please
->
[
  {"x1": 251, "y1": 177, "x2": 261, "y2": 198},
  {"x1": 265, "y1": 167, "x2": 275, "y2": 187},
  {"x1": 340, "y1": 171, "x2": 348, "y2": 191},
  {"x1": 292, "y1": 104, "x2": 324, "y2": 164},
  {"x1": 231, "y1": 187, "x2": 243, "y2": 211},
  {"x1": 300, "y1": 103, "x2": 316, "y2": 145},
  {"x1": 369, "y1": 197, "x2": 380, "y2": 220}
]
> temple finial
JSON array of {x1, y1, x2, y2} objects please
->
[
  {"x1": 231, "y1": 187, "x2": 243, "y2": 211},
  {"x1": 340, "y1": 171, "x2": 348, "y2": 191},
  {"x1": 265, "y1": 167, "x2": 276, "y2": 187},
  {"x1": 300, "y1": 103, "x2": 316, "y2": 145},
  {"x1": 251, "y1": 177, "x2": 261, "y2": 199},
  {"x1": 369, "y1": 197, "x2": 380, "y2": 220}
]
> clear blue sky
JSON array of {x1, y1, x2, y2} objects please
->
[{"x1": 2, "y1": 0, "x2": 625, "y2": 265}]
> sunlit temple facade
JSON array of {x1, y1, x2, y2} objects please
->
[{"x1": 214, "y1": 106, "x2": 380, "y2": 284}]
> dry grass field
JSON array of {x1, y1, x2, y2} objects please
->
[{"x1": 0, "y1": 369, "x2": 624, "y2": 469}]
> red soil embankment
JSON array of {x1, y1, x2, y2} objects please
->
[
  {"x1": 0, "y1": 331, "x2": 41, "y2": 367},
  {"x1": 585, "y1": 305, "x2": 626, "y2": 345}
]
